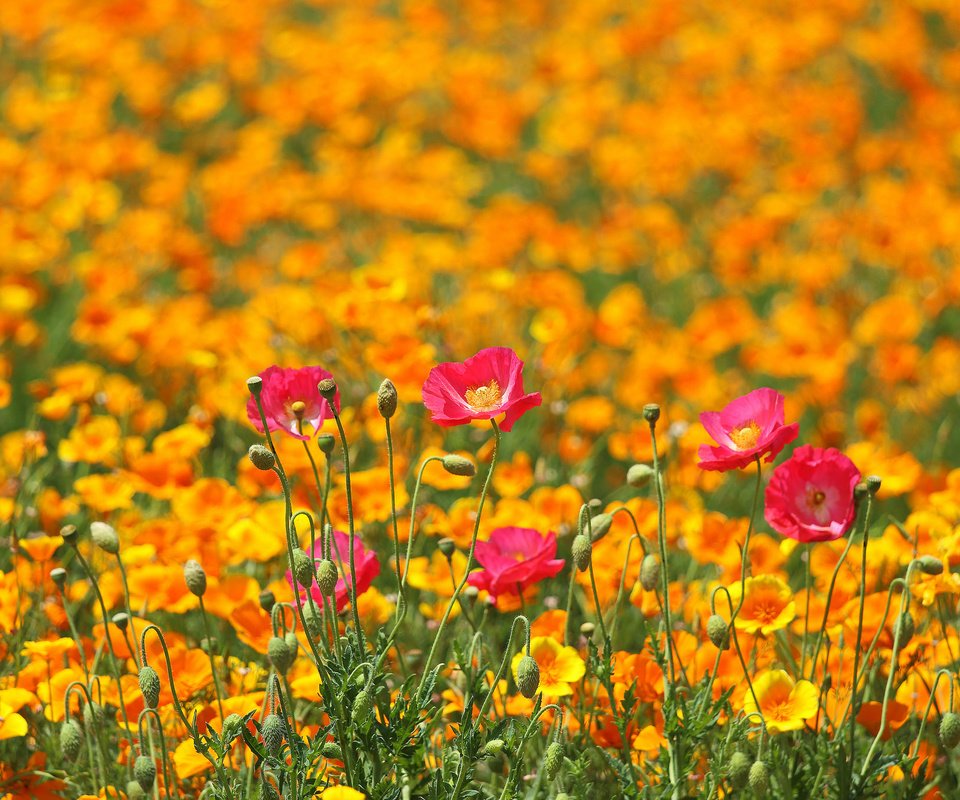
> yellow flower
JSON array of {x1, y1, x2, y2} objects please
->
[
  {"x1": 511, "y1": 636, "x2": 585, "y2": 698},
  {"x1": 727, "y1": 574, "x2": 796, "y2": 636},
  {"x1": 742, "y1": 669, "x2": 819, "y2": 734},
  {"x1": 320, "y1": 788, "x2": 366, "y2": 800}
]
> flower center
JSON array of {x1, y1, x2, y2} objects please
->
[
  {"x1": 290, "y1": 400, "x2": 306, "y2": 419},
  {"x1": 465, "y1": 380, "x2": 502, "y2": 411},
  {"x1": 807, "y1": 488, "x2": 826, "y2": 507},
  {"x1": 729, "y1": 420, "x2": 761, "y2": 450}
]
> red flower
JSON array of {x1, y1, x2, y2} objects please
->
[
  {"x1": 467, "y1": 527, "x2": 564, "y2": 601},
  {"x1": 287, "y1": 530, "x2": 380, "y2": 613},
  {"x1": 764, "y1": 445, "x2": 861, "y2": 542},
  {"x1": 246, "y1": 365, "x2": 340, "y2": 442},
  {"x1": 697, "y1": 387, "x2": 799, "y2": 471},
  {"x1": 421, "y1": 347, "x2": 541, "y2": 431}
]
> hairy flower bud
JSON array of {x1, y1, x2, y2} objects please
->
[
  {"x1": 917, "y1": 555, "x2": 944, "y2": 576},
  {"x1": 516, "y1": 655, "x2": 540, "y2": 699},
  {"x1": 316, "y1": 559, "x2": 338, "y2": 595},
  {"x1": 302, "y1": 603, "x2": 323, "y2": 638},
  {"x1": 543, "y1": 742, "x2": 564, "y2": 782},
  {"x1": 588, "y1": 513, "x2": 613, "y2": 543},
  {"x1": 321, "y1": 741, "x2": 342, "y2": 759},
  {"x1": 126, "y1": 780, "x2": 146, "y2": 800},
  {"x1": 441, "y1": 454, "x2": 476, "y2": 477},
  {"x1": 134, "y1": 755, "x2": 157, "y2": 792},
  {"x1": 571, "y1": 534, "x2": 592, "y2": 572},
  {"x1": 352, "y1": 690, "x2": 373, "y2": 723},
  {"x1": 894, "y1": 611, "x2": 914, "y2": 646},
  {"x1": 292, "y1": 548, "x2": 314, "y2": 588},
  {"x1": 940, "y1": 712, "x2": 960, "y2": 750},
  {"x1": 262, "y1": 713, "x2": 284, "y2": 757},
  {"x1": 83, "y1": 701, "x2": 104, "y2": 730},
  {"x1": 248, "y1": 444, "x2": 276, "y2": 471},
  {"x1": 748, "y1": 761, "x2": 769, "y2": 793},
  {"x1": 626, "y1": 464, "x2": 654, "y2": 488},
  {"x1": 706, "y1": 615, "x2": 729, "y2": 650},
  {"x1": 639, "y1": 555, "x2": 660, "y2": 591},
  {"x1": 483, "y1": 739, "x2": 505, "y2": 757},
  {"x1": 643, "y1": 404, "x2": 661, "y2": 423},
  {"x1": 317, "y1": 378, "x2": 337, "y2": 403},
  {"x1": 183, "y1": 559, "x2": 207, "y2": 597},
  {"x1": 377, "y1": 379, "x2": 398, "y2": 419},
  {"x1": 139, "y1": 666, "x2": 161, "y2": 708},
  {"x1": 727, "y1": 751, "x2": 751, "y2": 788},
  {"x1": 90, "y1": 521, "x2": 119, "y2": 555},
  {"x1": 60, "y1": 719, "x2": 83, "y2": 760},
  {"x1": 268, "y1": 636, "x2": 294, "y2": 674}
]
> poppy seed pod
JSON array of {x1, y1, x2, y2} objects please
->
[
  {"x1": 317, "y1": 433, "x2": 336, "y2": 455},
  {"x1": 865, "y1": 475, "x2": 882, "y2": 494},
  {"x1": 112, "y1": 612, "x2": 129, "y2": 632},
  {"x1": 246, "y1": 376, "x2": 263, "y2": 395},
  {"x1": 316, "y1": 559, "x2": 338, "y2": 595},
  {"x1": 640, "y1": 555, "x2": 660, "y2": 591},
  {"x1": 643, "y1": 403, "x2": 661, "y2": 423},
  {"x1": 50, "y1": 567, "x2": 67, "y2": 588},
  {"x1": 139, "y1": 666, "x2": 161, "y2": 708},
  {"x1": 727, "y1": 751, "x2": 751, "y2": 788},
  {"x1": 292, "y1": 548, "x2": 314, "y2": 588},
  {"x1": 60, "y1": 524, "x2": 79, "y2": 545},
  {"x1": 542, "y1": 742, "x2": 564, "y2": 781},
  {"x1": 90, "y1": 521, "x2": 119, "y2": 554},
  {"x1": 748, "y1": 761, "x2": 769, "y2": 793},
  {"x1": 588, "y1": 512, "x2": 613, "y2": 543},
  {"x1": 706, "y1": 614, "x2": 729, "y2": 650},
  {"x1": 262, "y1": 713, "x2": 284, "y2": 757},
  {"x1": 516, "y1": 655, "x2": 540, "y2": 698},
  {"x1": 626, "y1": 463, "x2": 654, "y2": 488},
  {"x1": 438, "y1": 537, "x2": 456, "y2": 558},
  {"x1": 183, "y1": 559, "x2": 207, "y2": 597},
  {"x1": 940, "y1": 712, "x2": 960, "y2": 749},
  {"x1": 317, "y1": 378, "x2": 337, "y2": 403},
  {"x1": 579, "y1": 622, "x2": 595, "y2": 637},
  {"x1": 571, "y1": 534, "x2": 591, "y2": 572},
  {"x1": 917, "y1": 555, "x2": 944, "y2": 575},
  {"x1": 259, "y1": 589, "x2": 276, "y2": 613},
  {"x1": 60, "y1": 719, "x2": 83, "y2": 761},
  {"x1": 134, "y1": 755, "x2": 156, "y2": 792},
  {"x1": 248, "y1": 444, "x2": 276, "y2": 471},
  {"x1": 377, "y1": 379, "x2": 398, "y2": 419},
  {"x1": 442, "y1": 454, "x2": 476, "y2": 477},
  {"x1": 268, "y1": 636, "x2": 294, "y2": 673}
]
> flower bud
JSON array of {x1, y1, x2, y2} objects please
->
[
  {"x1": 321, "y1": 741, "x2": 342, "y2": 759},
  {"x1": 222, "y1": 713, "x2": 243, "y2": 741},
  {"x1": 438, "y1": 537, "x2": 457, "y2": 559},
  {"x1": 748, "y1": 761, "x2": 769, "y2": 794},
  {"x1": 112, "y1": 612, "x2": 129, "y2": 632},
  {"x1": 317, "y1": 378, "x2": 337, "y2": 403},
  {"x1": 292, "y1": 548, "x2": 314, "y2": 588},
  {"x1": 316, "y1": 559, "x2": 338, "y2": 595},
  {"x1": 352, "y1": 690, "x2": 373, "y2": 723},
  {"x1": 302, "y1": 603, "x2": 323, "y2": 638},
  {"x1": 126, "y1": 780, "x2": 146, "y2": 800},
  {"x1": 268, "y1": 636, "x2": 294, "y2": 674},
  {"x1": 60, "y1": 524, "x2": 79, "y2": 545},
  {"x1": 626, "y1": 464, "x2": 654, "y2": 488},
  {"x1": 317, "y1": 433, "x2": 336, "y2": 455},
  {"x1": 543, "y1": 741, "x2": 564, "y2": 782},
  {"x1": 134, "y1": 755, "x2": 156, "y2": 792},
  {"x1": 639, "y1": 555, "x2": 660, "y2": 591},
  {"x1": 248, "y1": 444, "x2": 276, "y2": 471},
  {"x1": 516, "y1": 655, "x2": 540, "y2": 699},
  {"x1": 442, "y1": 454, "x2": 476, "y2": 477},
  {"x1": 83, "y1": 701, "x2": 104, "y2": 729},
  {"x1": 50, "y1": 567, "x2": 67, "y2": 588},
  {"x1": 247, "y1": 376, "x2": 263, "y2": 395},
  {"x1": 865, "y1": 475, "x2": 882, "y2": 494},
  {"x1": 571, "y1": 534, "x2": 592, "y2": 572},
  {"x1": 285, "y1": 632, "x2": 298, "y2": 656},
  {"x1": 259, "y1": 589, "x2": 276, "y2": 613},
  {"x1": 183, "y1": 559, "x2": 207, "y2": 597},
  {"x1": 555, "y1": 795, "x2": 570, "y2": 800},
  {"x1": 894, "y1": 611, "x2": 914, "y2": 646},
  {"x1": 483, "y1": 739, "x2": 505, "y2": 757},
  {"x1": 262, "y1": 713, "x2": 284, "y2": 757},
  {"x1": 643, "y1": 404, "x2": 660, "y2": 423},
  {"x1": 60, "y1": 719, "x2": 83, "y2": 760},
  {"x1": 139, "y1": 666, "x2": 161, "y2": 708},
  {"x1": 727, "y1": 751, "x2": 751, "y2": 788},
  {"x1": 260, "y1": 776, "x2": 281, "y2": 800},
  {"x1": 706, "y1": 615, "x2": 729, "y2": 650},
  {"x1": 917, "y1": 555, "x2": 944, "y2": 576},
  {"x1": 90, "y1": 521, "x2": 119, "y2": 555},
  {"x1": 940, "y1": 712, "x2": 960, "y2": 750},
  {"x1": 588, "y1": 512, "x2": 613, "y2": 543},
  {"x1": 377, "y1": 379, "x2": 398, "y2": 419}
]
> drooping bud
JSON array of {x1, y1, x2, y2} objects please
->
[
  {"x1": 90, "y1": 521, "x2": 119, "y2": 555},
  {"x1": 248, "y1": 444, "x2": 276, "y2": 471},
  {"x1": 50, "y1": 567, "x2": 67, "y2": 588},
  {"x1": 727, "y1": 751, "x2": 751, "y2": 788},
  {"x1": 748, "y1": 761, "x2": 769, "y2": 793},
  {"x1": 301, "y1": 603, "x2": 323, "y2": 638},
  {"x1": 917, "y1": 555, "x2": 944, "y2": 576},
  {"x1": 317, "y1": 378, "x2": 337, "y2": 403},
  {"x1": 516, "y1": 655, "x2": 540, "y2": 699},
  {"x1": 352, "y1": 690, "x2": 373, "y2": 723},
  {"x1": 259, "y1": 589, "x2": 276, "y2": 613},
  {"x1": 268, "y1": 636, "x2": 294, "y2": 674},
  {"x1": 317, "y1": 433, "x2": 336, "y2": 455},
  {"x1": 626, "y1": 464, "x2": 654, "y2": 488},
  {"x1": 321, "y1": 741, "x2": 342, "y2": 759},
  {"x1": 83, "y1": 701, "x2": 104, "y2": 729},
  {"x1": 639, "y1": 555, "x2": 660, "y2": 591},
  {"x1": 377, "y1": 379, "x2": 398, "y2": 419},
  {"x1": 126, "y1": 780, "x2": 146, "y2": 800},
  {"x1": 60, "y1": 524, "x2": 79, "y2": 546},
  {"x1": 183, "y1": 560, "x2": 207, "y2": 597},
  {"x1": 894, "y1": 612, "x2": 914, "y2": 646},
  {"x1": 571, "y1": 534, "x2": 592, "y2": 572},
  {"x1": 262, "y1": 713, "x2": 284, "y2": 757},
  {"x1": 483, "y1": 739, "x2": 505, "y2": 757},
  {"x1": 134, "y1": 755, "x2": 157, "y2": 792},
  {"x1": 60, "y1": 719, "x2": 83, "y2": 760},
  {"x1": 247, "y1": 376, "x2": 263, "y2": 396},
  {"x1": 316, "y1": 559, "x2": 338, "y2": 595},
  {"x1": 284, "y1": 632, "x2": 299, "y2": 657},
  {"x1": 865, "y1": 475, "x2": 882, "y2": 495},
  {"x1": 939, "y1": 712, "x2": 960, "y2": 749},
  {"x1": 442, "y1": 454, "x2": 476, "y2": 477},
  {"x1": 292, "y1": 548, "x2": 314, "y2": 588},
  {"x1": 438, "y1": 538, "x2": 457, "y2": 559},
  {"x1": 643, "y1": 404, "x2": 661, "y2": 423},
  {"x1": 706, "y1": 615, "x2": 729, "y2": 650},
  {"x1": 542, "y1": 741, "x2": 564, "y2": 782},
  {"x1": 588, "y1": 513, "x2": 613, "y2": 543},
  {"x1": 139, "y1": 666, "x2": 161, "y2": 708}
]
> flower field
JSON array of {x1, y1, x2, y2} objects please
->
[{"x1": 2, "y1": 0, "x2": 960, "y2": 798}]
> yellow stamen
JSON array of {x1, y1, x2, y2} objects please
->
[
  {"x1": 729, "y1": 420, "x2": 761, "y2": 450},
  {"x1": 290, "y1": 400, "x2": 307, "y2": 419},
  {"x1": 465, "y1": 380, "x2": 502, "y2": 411}
]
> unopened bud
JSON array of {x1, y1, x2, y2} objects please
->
[
  {"x1": 139, "y1": 666, "x2": 161, "y2": 708},
  {"x1": 317, "y1": 433, "x2": 336, "y2": 455},
  {"x1": 727, "y1": 752, "x2": 751, "y2": 788},
  {"x1": 268, "y1": 636, "x2": 294, "y2": 673},
  {"x1": 126, "y1": 780, "x2": 146, "y2": 800},
  {"x1": 248, "y1": 444, "x2": 276, "y2": 471},
  {"x1": 543, "y1": 741, "x2": 564, "y2": 781},
  {"x1": 442, "y1": 454, "x2": 476, "y2": 477},
  {"x1": 917, "y1": 555, "x2": 944, "y2": 576},
  {"x1": 588, "y1": 512, "x2": 613, "y2": 543},
  {"x1": 259, "y1": 589, "x2": 276, "y2": 613},
  {"x1": 706, "y1": 615, "x2": 729, "y2": 649},
  {"x1": 60, "y1": 719, "x2": 83, "y2": 760},
  {"x1": 639, "y1": 555, "x2": 660, "y2": 591},
  {"x1": 321, "y1": 741, "x2": 342, "y2": 759},
  {"x1": 894, "y1": 611, "x2": 914, "y2": 646},
  {"x1": 316, "y1": 559, "x2": 338, "y2": 595},
  {"x1": 262, "y1": 713, "x2": 284, "y2": 756},
  {"x1": 83, "y1": 701, "x2": 104, "y2": 729},
  {"x1": 748, "y1": 761, "x2": 769, "y2": 793},
  {"x1": 940, "y1": 712, "x2": 960, "y2": 749},
  {"x1": 246, "y1": 376, "x2": 263, "y2": 396},
  {"x1": 516, "y1": 655, "x2": 540, "y2": 699},
  {"x1": 90, "y1": 521, "x2": 119, "y2": 554},
  {"x1": 134, "y1": 755, "x2": 156, "y2": 792},
  {"x1": 183, "y1": 559, "x2": 207, "y2": 597},
  {"x1": 352, "y1": 690, "x2": 373, "y2": 723},
  {"x1": 571, "y1": 534, "x2": 591, "y2": 572},
  {"x1": 438, "y1": 538, "x2": 456, "y2": 559},
  {"x1": 483, "y1": 739, "x2": 505, "y2": 757},
  {"x1": 626, "y1": 464, "x2": 654, "y2": 488},
  {"x1": 643, "y1": 404, "x2": 661, "y2": 423},
  {"x1": 292, "y1": 548, "x2": 314, "y2": 588},
  {"x1": 317, "y1": 378, "x2": 337, "y2": 403},
  {"x1": 301, "y1": 603, "x2": 323, "y2": 638},
  {"x1": 377, "y1": 379, "x2": 398, "y2": 419}
]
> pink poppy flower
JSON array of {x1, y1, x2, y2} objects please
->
[
  {"x1": 421, "y1": 347, "x2": 541, "y2": 431},
  {"x1": 764, "y1": 445, "x2": 861, "y2": 542},
  {"x1": 246, "y1": 365, "x2": 340, "y2": 442},
  {"x1": 287, "y1": 530, "x2": 380, "y2": 613},
  {"x1": 697, "y1": 387, "x2": 799, "y2": 471},
  {"x1": 467, "y1": 527, "x2": 564, "y2": 601}
]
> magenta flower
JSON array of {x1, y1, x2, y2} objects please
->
[
  {"x1": 287, "y1": 530, "x2": 380, "y2": 613},
  {"x1": 764, "y1": 445, "x2": 861, "y2": 543},
  {"x1": 467, "y1": 527, "x2": 564, "y2": 601},
  {"x1": 246, "y1": 365, "x2": 340, "y2": 442},
  {"x1": 697, "y1": 387, "x2": 799, "y2": 471},
  {"x1": 421, "y1": 347, "x2": 541, "y2": 431}
]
